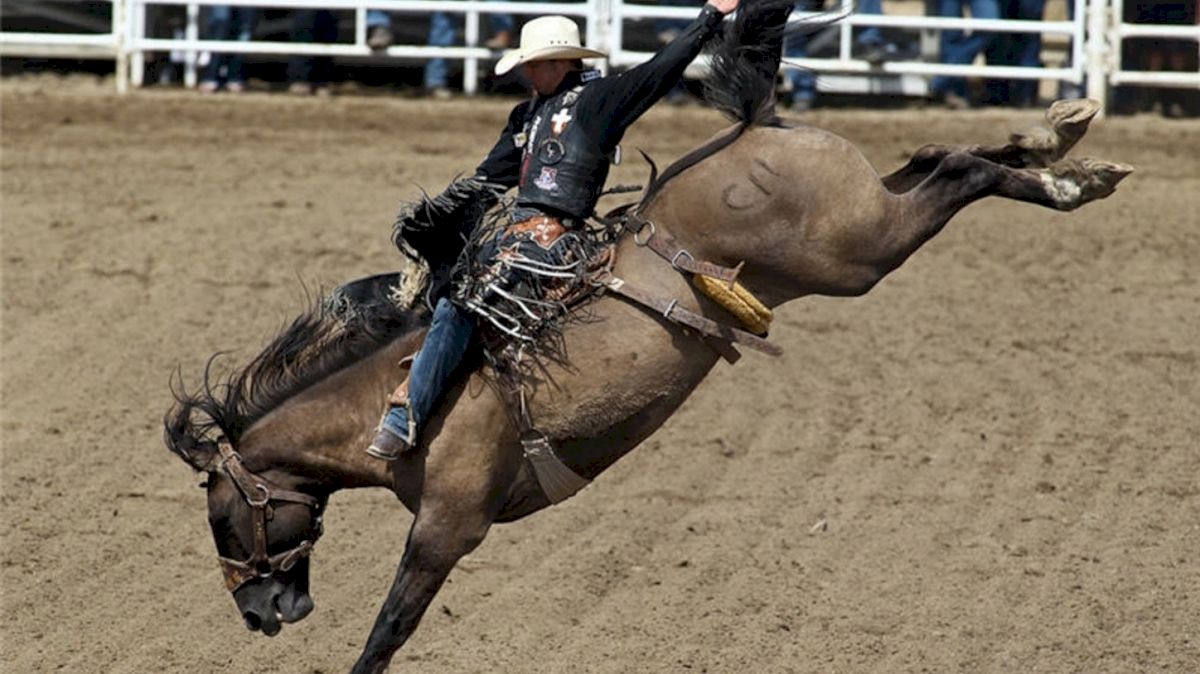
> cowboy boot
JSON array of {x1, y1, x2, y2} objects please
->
[{"x1": 366, "y1": 356, "x2": 415, "y2": 460}]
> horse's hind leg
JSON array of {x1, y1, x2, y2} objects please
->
[
  {"x1": 875, "y1": 151, "x2": 1131, "y2": 267},
  {"x1": 881, "y1": 99, "x2": 1103, "y2": 194}
]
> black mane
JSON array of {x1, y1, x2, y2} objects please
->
[{"x1": 164, "y1": 277, "x2": 425, "y2": 468}]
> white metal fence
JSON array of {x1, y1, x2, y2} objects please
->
[{"x1": 1, "y1": 0, "x2": 1196, "y2": 107}]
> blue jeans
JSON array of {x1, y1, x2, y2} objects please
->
[
  {"x1": 931, "y1": 0, "x2": 1000, "y2": 98},
  {"x1": 784, "y1": 0, "x2": 826, "y2": 103},
  {"x1": 856, "y1": 0, "x2": 886, "y2": 46},
  {"x1": 202, "y1": 6, "x2": 258, "y2": 85},
  {"x1": 381, "y1": 297, "x2": 476, "y2": 441},
  {"x1": 425, "y1": 2, "x2": 515, "y2": 88},
  {"x1": 983, "y1": 0, "x2": 1045, "y2": 106},
  {"x1": 288, "y1": 9, "x2": 338, "y2": 85}
]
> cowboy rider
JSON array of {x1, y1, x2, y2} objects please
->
[{"x1": 368, "y1": 0, "x2": 741, "y2": 460}]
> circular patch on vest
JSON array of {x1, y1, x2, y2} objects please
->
[{"x1": 537, "y1": 138, "x2": 565, "y2": 166}]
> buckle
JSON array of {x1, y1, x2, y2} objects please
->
[{"x1": 632, "y1": 219, "x2": 656, "y2": 246}]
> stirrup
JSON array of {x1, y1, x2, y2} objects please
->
[
  {"x1": 366, "y1": 426, "x2": 409, "y2": 461},
  {"x1": 366, "y1": 405, "x2": 412, "y2": 461}
]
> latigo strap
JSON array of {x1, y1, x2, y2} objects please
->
[
  {"x1": 593, "y1": 271, "x2": 783, "y2": 357},
  {"x1": 623, "y1": 212, "x2": 743, "y2": 283}
]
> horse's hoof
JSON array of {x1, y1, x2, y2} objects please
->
[
  {"x1": 1046, "y1": 98, "x2": 1101, "y2": 128},
  {"x1": 1012, "y1": 99, "x2": 1102, "y2": 164},
  {"x1": 1044, "y1": 158, "x2": 1134, "y2": 210},
  {"x1": 1045, "y1": 99, "x2": 1101, "y2": 156},
  {"x1": 1079, "y1": 158, "x2": 1134, "y2": 195}
]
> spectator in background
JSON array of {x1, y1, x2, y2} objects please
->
[
  {"x1": 982, "y1": 0, "x2": 1045, "y2": 107},
  {"x1": 783, "y1": 0, "x2": 825, "y2": 111},
  {"x1": 367, "y1": 10, "x2": 393, "y2": 50},
  {"x1": 1123, "y1": 0, "x2": 1199, "y2": 117},
  {"x1": 930, "y1": 0, "x2": 1000, "y2": 108},
  {"x1": 426, "y1": 3, "x2": 516, "y2": 97},
  {"x1": 198, "y1": 5, "x2": 259, "y2": 93},
  {"x1": 288, "y1": 9, "x2": 338, "y2": 95},
  {"x1": 854, "y1": 0, "x2": 903, "y2": 62}
]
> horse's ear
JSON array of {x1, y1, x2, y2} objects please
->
[
  {"x1": 163, "y1": 416, "x2": 221, "y2": 472},
  {"x1": 182, "y1": 440, "x2": 221, "y2": 473}
]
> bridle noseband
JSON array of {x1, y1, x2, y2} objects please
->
[{"x1": 212, "y1": 439, "x2": 324, "y2": 593}]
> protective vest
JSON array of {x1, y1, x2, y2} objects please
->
[{"x1": 516, "y1": 75, "x2": 612, "y2": 221}]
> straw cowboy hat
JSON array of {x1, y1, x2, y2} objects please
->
[{"x1": 494, "y1": 16, "x2": 608, "y2": 76}]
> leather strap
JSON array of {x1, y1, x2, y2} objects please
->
[
  {"x1": 624, "y1": 213, "x2": 743, "y2": 284},
  {"x1": 594, "y1": 271, "x2": 783, "y2": 357},
  {"x1": 496, "y1": 355, "x2": 592, "y2": 505}
]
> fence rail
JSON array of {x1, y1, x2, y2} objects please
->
[{"x1": 1, "y1": 0, "x2": 1196, "y2": 108}]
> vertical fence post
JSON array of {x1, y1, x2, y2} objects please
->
[
  {"x1": 465, "y1": 8, "x2": 480, "y2": 95},
  {"x1": 115, "y1": 0, "x2": 129, "y2": 94},
  {"x1": 1085, "y1": 0, "x2": 1109, "y2": 111},
  {"x1": 184, "y1": 2, "x2": 199, "y2": 89},
  {"x1": 1070, "y1": 0, "x2": 1085, "y2": 87},
  {"x1": 600, "y1": 0, "x2": 619, "y2": 75},
  {"x1": 130, "y1": 0, "x2": 146, "y2": 87}
]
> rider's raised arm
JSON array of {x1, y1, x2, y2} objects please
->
[{"x1": 588, "y1": 1, "x2": 732, "y2": 140}]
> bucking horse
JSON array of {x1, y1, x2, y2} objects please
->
[{"x1": 164, "y1": 3, "x2": 1131, "y2": 672}]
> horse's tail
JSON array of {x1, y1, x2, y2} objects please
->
[
  {"x1": 704, "y1": 0, "x2": 853, "y2": 127},
  {"x1": 640, "y1": 0, "x2": 808, "y2": 208},
  {"x1": 703, "y1": 0, "x2": 795, "y2": 127}
]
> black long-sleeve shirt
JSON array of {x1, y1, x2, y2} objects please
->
[{"x1": 473, "y1": 5, "x2": 727, "y2": 188}]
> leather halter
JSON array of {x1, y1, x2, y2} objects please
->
[{"x1": 213, "y1": 439, "x2": 324, "y2": 593}]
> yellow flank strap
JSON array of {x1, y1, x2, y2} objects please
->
[{"x1": 692, "y1": 274, "x2": 773, "y2": 336}]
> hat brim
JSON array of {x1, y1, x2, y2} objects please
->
[{"x1": 494, "y1": 45, "x2": 608, "y2": 76}]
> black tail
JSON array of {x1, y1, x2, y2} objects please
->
[
  {"x1": 703, "y1": 0, "x2": 798, "y2": 126},
  {"x1": 640, "y1": 0, "x2": 800, "y2": 207}
]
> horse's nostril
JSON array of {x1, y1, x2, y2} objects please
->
[{"x1": 242, "y1": 611, "x2": 263, "y2": 631}]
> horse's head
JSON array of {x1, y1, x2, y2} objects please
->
[{"x1": 171, "y1": 428, "x2": 325, "y2": 636}]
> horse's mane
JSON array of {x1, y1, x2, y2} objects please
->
[
  {"x1": 164, "y1": 279, "x2": 425, "y2": 468},
  {"x1": 641, "y1": 0, "x2": 835, "y2": 207}
]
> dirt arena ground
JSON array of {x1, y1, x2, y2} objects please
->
[{"x1": 2, "y1": 76, "x2": 1198, "y2": 673}]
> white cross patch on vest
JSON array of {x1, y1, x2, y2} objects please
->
[{"x1": 551, "y1": 108, "x2": 573, "y2": 135}]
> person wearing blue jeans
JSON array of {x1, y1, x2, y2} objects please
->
[
  {"x1": 426, "y1": 2, "x2": 516, "y2": 94},
  {"x1": 783, "y1": 0, "x2": 824, "y2": 110},
  {"x1": 367, "y1": 10, "x2": 393, "y2": 50},
  {"x1": 983, "y1": 0, "x2": 1045, "y2": 107},
  {"x1": 930, "y1": 0, "x2": 1000, "y2": 107},
  {"x1": 368, "y1": 3, "x2": 740, "y2": 460},
  {"x1": 376, "y1": 296, "x2": 476, "y2": 448},
  {"x1": 199, "y1": 6, "x2": 259, "y2": 93},
  {"x1": 855, "y1": 0, "x2": 886, "y2": 48},
  {"x1": 287, "y1": 9, "x2": 338, "y2": 94}
]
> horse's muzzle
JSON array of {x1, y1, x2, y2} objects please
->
[{"x1": 234, "y1": 574, "x2": 314, "y2": 636}]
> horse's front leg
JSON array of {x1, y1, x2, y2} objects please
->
[
  {"x1": 351, "y1": 393, "x2": 521, "y2": 674},
  {"x1": 350, "y1": 519, "x2": 479, "y2": 674}
]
